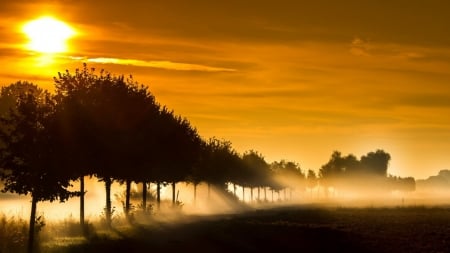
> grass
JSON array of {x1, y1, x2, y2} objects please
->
[
  {"x1": 2, "y1": 205, "x2": 450, "y2": 252},
  {"x1": 0, "y1": 213, "x2": 28, "y2": 253}
]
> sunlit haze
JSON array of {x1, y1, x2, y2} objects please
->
[{"x1": 1, "y1": 1, "x2": 450, "y2": 180}]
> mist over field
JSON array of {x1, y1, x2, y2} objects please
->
[
  {"x1": 1, "y1": 1, "x2": 450, "y2": 251},
  {"x1": 0, "y1": 74, "x2": 449, "y2": 253},
  {"x1": 2, "y1": 174, "x2": 450, "y2": 253},
  {"x1": 2, "y1": 170, "x2": 450, "y2": 223}
]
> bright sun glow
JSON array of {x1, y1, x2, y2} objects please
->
[{"x1": 22, "y1": 16, "x2": 75, "y2": 54}]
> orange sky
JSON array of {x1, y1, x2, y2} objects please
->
[{"x1": 1, "y1": 0, "x2": 450, "y2": 179}]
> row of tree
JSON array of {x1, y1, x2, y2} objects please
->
[
  {"x1": 0, "y1": 64, "x2": 415, "y2": 253},
  {"x1": 319, "y1": 150, "x2": 415, "y2": 193},
  {"x1": 0, "y1": 65, "x2": 302, "y2": 252}
]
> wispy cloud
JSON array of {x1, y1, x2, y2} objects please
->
[
  {"x1": 350, "y1": 37, "x2": 371, "y2": 56},
  {"x1": 84, "y1": 57, "x2": 236, "y2": 72}
]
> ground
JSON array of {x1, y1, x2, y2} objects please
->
[{"x1": 42, "y1": 205, "x2": 450, "y2": 253}]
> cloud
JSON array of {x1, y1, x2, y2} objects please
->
[
  {"x1": 84, "y1": 57, "x2": 236, "y2": 72},
  {"x1": 350, "y1": 37, "x2": 371, "y2": 56}
]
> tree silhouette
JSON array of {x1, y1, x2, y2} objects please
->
[
  {"x1": 197, "y1": 137, "x2": 242, "y2": 201},
  {"x1": 271, "y1": 160, "x2": 305, "y2": 196},
  {"x1": 388, "y1": 175, "x2": 416, "y2": 192},
  {"x1": 319, "y1": 150, "x2": 393, "y2": 194},
  {"x1": 53, "y1": 66, "x2": 107, "y2": 228},
  {"x1": 241, "y1": 150, "x2": 271, "y2": 203},
  {"x1": 360, "y1": 150, "x2": 391, "y2": 177},
  {"x1": 306, "y1": 169, "x2": 318, "y2": 198},
  {"x1": 54, "y1": 64, "x2": 204, "y2": 216},
  {"x1": 0, "y1": 83, "x2": 77, "y2": 253},
  {"x1": 54, "y1": 64, "x2": 161, "y2": 225},
  {"x1": 319, "y1": 151, "x2": 359, "y2": 178}
]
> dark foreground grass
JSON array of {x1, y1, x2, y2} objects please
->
[{"x1": 24, "y1": 206, "x2": 450, "y2": 253}]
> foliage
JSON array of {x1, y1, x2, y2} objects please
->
[
  {"x1": 241, "y1": 150, "x2": 271, "y2": 188},
  {"x1": 306, "y1": 169, "x2": 318, "y2": 189},
  {"x1": 318, "y1": 149, "x2": 415, "y2": 193},
  {"x1": 0, "y1": 83, "x2": 77, "y2": 202},
  {"x1": 196, "y1": 137, "x2": 241, "y2": 185},
  {"x1": 388, "y1": 175, "x2": 416, "y2": 192}
]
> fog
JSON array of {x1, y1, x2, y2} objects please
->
[{"x1": 1, "y1": 176, "x2": 450, "y2": 224}]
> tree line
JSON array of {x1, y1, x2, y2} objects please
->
[
  {"x1": 0, "y1": 64, "x2": 415, "y2": 253},
  {"x1": 319, "y1": 150, "x2": 415, "y2": 195}
]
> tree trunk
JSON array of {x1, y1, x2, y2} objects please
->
[
  {"x1": 207, "y1": 183, "x2": 211, "y2": 199},
  {"x1": 264, "y1": 187, "x2": 267, "y2": 202},
  {"x1": 27, "y1": 195, "x2": 38, "y2": 253},
  {"x1": 271, "y1": 189, "x2": 274, "y2": 202},
  {"x1": 125, "y1": 179, "x2": 131, "y2": 220},
  {"x1": 193, "y1": 183, "x2": 197, "y2": 206},
  {"x1": 284, "y1": 188, "x2": 287, "y2": 201},
  {"x1": 233, "y1": 183, "x2": 237, "y2": 197},
  {"x1": 156, "y1": 181, "x2": 161, "y2": 210},
  {"x1": 250, "y1": 187, "x2": 253, "y2": 202},
  {"x1": 172, "y1": 181, "x2": 176, "y2": 206},
  {"x1": 105, "y1": 178, "x2": 112, "y2": 228},
  {"x1": 257, "y1": 187, "x2": 260, "y2": 202},
  {"x1": 242, "y1": 187, "x2": 245, "y2": 202},
  {"x1": 80, "y1": 176, "x2": 85, "y2": 229},
  {"x1": 142, "y1": 182, "x2": 147, "y2": 212}
]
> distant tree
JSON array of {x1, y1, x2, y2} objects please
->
[
  {"x1": 416, "y1": 170, "x2": 450, "y2": 190},
  {"x1": 241, "y1": 150, "x2": 271, "y2": 202},
  {"x1": 306, "y1": 169, "x2": 318, "y2": 197},
  {"x1": 360, "y1": 150, "x2": 391, "y2": 177},
  {"x1": 187, "y1": 139, "x2": 209, "y2": 205},
  {"x1": 388, "y1": 175, "x2": 416, "y2": 192},
  {"x1": 0, "y1": 84, "x2": 77, "y2": 253},
  {"x1": 197, "y1": 137, "x2": 241, "y2": 199},
  {"x1": 320, "y1": 149, "x2": 393, "y2": 194},
  {"x1": 319, "y1": 151, "x2": 348, "y2": 193},
  {"x1": 319, "y1": 151, "x2": 345, "y2": 179},
  {"x1": 271, "y1": 160, "x2": 305, "y2": 201}
]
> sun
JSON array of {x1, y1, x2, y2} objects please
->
[{"x1": 22, "y1": 16, "x2": 76, "y2": 54}]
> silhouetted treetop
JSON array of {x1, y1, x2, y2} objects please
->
[
  {"x1": 360, "y1": 150, "x2": 391, "y2": 177},
  {"x1": 320, "y1": 150, "x2": 390, "y2": 180},
  {"x1": 0, "y1": 83, "x2": 77, "y2": 202}
]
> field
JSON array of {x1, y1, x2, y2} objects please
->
[{"x1": 28, "y1": 205, "x2": 450, "y2": 253}]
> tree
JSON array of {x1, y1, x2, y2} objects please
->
[
  {"x1": 306, "y1": 169, "x2": 318, "y2": 197},
  {"x1": 151, "y1": 109, "x2": 202, "y2": 208},
  {"x1": 54, "y1": 64, "x2": 161, "y2": 225},
  {"x1": 54, "y1": 64, "x2": 204, "y2": 217},
  {"x1": 271, "y1": 160, "x2": 305, "y2": 201},
  {"x1": 319, "y1": 151, "x2": 359, "y2": 178},
  {"x1": 197, "y1": 137, "x2": 242, "y2": 201},
  {"x1": 388, "y1": 175, "x2": 416, "y2": 192},
  {"x1": 319, "y1": 150, "x2": 393, "y2": 194},
  {"x1": 0, "y1": 83, "x2": 77, "y2": 253},
  {"x1": 319, "y1": 151, "x2": 361, "y2": 193},
  {"x1": 360, "y1": 149, "x2": 391, "y2": 177},
  {"x1": 241, "y1": 150, "x2": 271, "y2": 202},
  {"x1": 0, "y1": 81, "x2": 42, "y2": 116}
]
